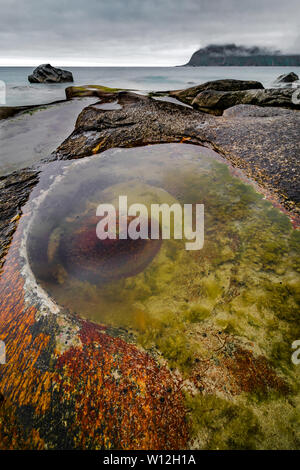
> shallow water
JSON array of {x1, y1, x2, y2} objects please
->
[
  {"x1": 26, "y1": 143, "x2": 300, "y2": 378},
  {"x1": 152, "y1": 95, "x2": 193, "y2": 108},
  {"x1": 0, "y1": 98, "x2": 96, "y2": 176},
  {"x1": 91, "y1": 101, "x2": 122, "y2": 110}
]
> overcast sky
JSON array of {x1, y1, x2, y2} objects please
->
[{"x1": 0, "y1": 0, "x2": 299, "y2": 66}]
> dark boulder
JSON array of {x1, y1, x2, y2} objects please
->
[
  {"x1": 28, "y1": 64, "x2": 73, "y2": 83},
  {"x1": 169, "y1": 79, "x2": 264, "y2": 105},
  {"x1": 191, "y1": 88, "x2": 300, "y2": 115},
  {"x1": 275, "y1": 72, "x2": 299, "y2": 84}
]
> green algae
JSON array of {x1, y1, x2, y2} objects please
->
[
  {"x1": 26, "y1": 143, "x2": 300, "y2": 449},
  {"x1": 22, "y1": 106, "x2": 48, "y2": 116},
  {"x1": 85, "y1": 84, "x2": 125, "y2": 92},
  {"x1": 185, "y1": 393, "x2": 261, "y2": 450},
  {"x1": 66, "y1": 84, "x2": 125, "y2": 99}
]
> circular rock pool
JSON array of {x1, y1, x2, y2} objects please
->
[{"x1": 26, "y1": 144, "x2": 299, "y2": 374}]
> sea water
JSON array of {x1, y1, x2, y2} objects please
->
[{"x1": 1, "y1": 66, "x2": 300, "y2": 106}]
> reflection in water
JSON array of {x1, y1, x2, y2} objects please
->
[
  {"x1": 152, "y1": 95, "x2": 193, "y2": 108},
  {"x1": 27, "y1": 144, "x2": 300, "y2": 376},
  {"x1": 0, "y1": 98, "x2": 97, "y2": 176},
  {"x1": 92, "y1": 101, "x2": 122, "y2": 110}
]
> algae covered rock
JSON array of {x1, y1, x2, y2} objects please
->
[{"x1": 65, "y1": 84, "x2": 124, "y2": 99}]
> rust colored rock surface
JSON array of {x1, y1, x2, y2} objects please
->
[{"x1": 0, "y1": 217, "x2": 188, "y2": 449}]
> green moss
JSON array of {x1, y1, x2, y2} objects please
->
[
  {"x1": 22, "y1": 106, "x2": 48, "y2": 116},
  {"x1": 86, "y1": 84, "x2": 125, "y2": 92}
]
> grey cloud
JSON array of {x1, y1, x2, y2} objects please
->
[{"x1": 0, "y1": 0, "x2": 299, "y2": 65}]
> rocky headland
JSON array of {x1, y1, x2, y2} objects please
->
[{"x1": 184, "y1": 44, "x2": 300, "y2": 66}]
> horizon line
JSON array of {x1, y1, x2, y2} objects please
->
[{"x1": 0, "y1": 61, "x2": 181, "y2": 67}]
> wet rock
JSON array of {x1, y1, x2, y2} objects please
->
[
  {"x1": 28, "y1": 64, "x2": 73, "y2": 83},
  {"x1": 0, "y1": 107, "x2": 20, "y2": 120},
  {"x1": 53, "y1": 92, "x2": 299, "y2": 216},
  {"x1": 191, "y1": 88, "x2": 300, "y2": 115},
  {"x1": 0, "y1": 169, "x2": 39, "y2": 268},
  {"x1": 0, "y1": 100, "x2": 70, "y2": 122},
  {"x1": 0, "y1": 228, "x2": 188, "y2": 449},
  {"x1": 169, "y1": 79, "x2": 264, "y2": 105},
  {"x1": 41, "y1": 212, "x2": 162, "y2": 283},
  {"x1": 65, "y1": 85, "x2": 123, "y2": 100},
  {"x1": 0, "y1": 105, "x2": 45, "y2": 121},
  {"x1": 275, "y1": 72, "x2": 299, "y2": 84},
  {"x1": 222, "y1": 104, "x2": 292, "y2": 118}
]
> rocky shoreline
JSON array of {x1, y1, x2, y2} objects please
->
[
  {"x1": 54, "y1": 87, "x2": 300, "y2": 214},
  {"x1": 0, "y1": 78, "x2": 299, "y2": 450},
  {"x1": 1, "y1": 81, "x2": 300, "y2": 266}
]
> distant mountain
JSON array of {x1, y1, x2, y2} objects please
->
[{"x1": 184, "y1": 44, "x2": 300, "y2": 66}]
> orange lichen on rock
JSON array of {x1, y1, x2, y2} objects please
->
[
  {"x1": 0, "y1": 223, "x2": 188, "y2": 449},
  {"x1": 55, "y1": 321, "x2": 188, "y2": 449}
]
